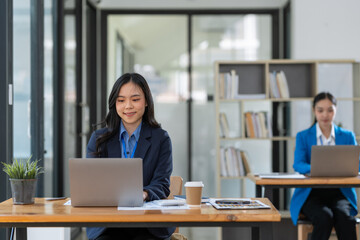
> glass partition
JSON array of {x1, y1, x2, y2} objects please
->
[
  {"x1": 13, "y1": 0, "x2": 31, "y2": 160},
  {"x1": 107, "y1": 15, "x2": 189, "y2": 182}
]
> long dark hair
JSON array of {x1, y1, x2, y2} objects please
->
[
  {"x1": 312, "y1": 92, "x2": 337, "y2": 125},
  {"x1": 95, "y1": 73, "x2": 160, "y2": 155}
]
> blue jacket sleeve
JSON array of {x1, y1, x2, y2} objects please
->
[
  {"x1": 143, "y1": 131, "x2": 173, "y2": 201},
  {"x1": 293, "y1": 131, "x2": 311, "y2": 174}
]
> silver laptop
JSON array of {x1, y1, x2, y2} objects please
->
[
  {"x1": 310, "y1": 145, "x2": 360, "y2": 177},
  {"x1": 69, "y1": 158, "x2": 143, "y2": 207}
]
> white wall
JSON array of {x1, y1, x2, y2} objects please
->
[{"x1": 291, "y1": 0, "x2": 360, "y2": 60}]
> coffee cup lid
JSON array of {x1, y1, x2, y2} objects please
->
[{"x1": 184, "y1": 181, "x2": 204, "y2": 187}]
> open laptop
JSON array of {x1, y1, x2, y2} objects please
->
[
  {"x1": 310, "y1": 145, "x2": 360, "y2": 177},
  {"x1": 69, "y1": 158, "x2": 143, "y2": 207}
]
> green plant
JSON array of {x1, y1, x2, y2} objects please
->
[{"x1": 2, "y1": 156, "x2": 44, "y2": 179}]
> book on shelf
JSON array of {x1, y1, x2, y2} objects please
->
[
  {"x1": 218, "y1": 72, "x2": 233, "y2": 99},
  {"x1": 230, "y1": 70, "x2": 239, "y2": 99},
  {"x1": 257, "y1": 112, "x2": 267, "y2": 138},
  {"x1": 244, "y1": 111, "x2": 272, "y2": 138},
  {"x1": 269, "y1": 71, "x2": 280, "y2": 98},
  {"x1": 269, "y1": 70, "x2": 290, "y2": 98},
  {"x1": 224, "y1": 148, "x2": 234, "y2": 177},
  {"x1": 219, "y1": 70, "x2": 266, "y2": 100},
  {"x1": 276, "y1": 70, "x2": 290, "y2": 98},
  {"x1": 219, "y1": 112, "x2": 230, "y2": 138},
  {"x1": 220, "y1": 147, "x2": 251, "y2": 177},
  {"x1": 220, "y1": 148, "x2": 227, "y2": 177},
  {"x1": 240, "y1": 151, "x2": 251, "y2": 175},
  {"x1": 219, "y1": 73, "x2": 225, "y2": 99},
  {"x1": 245, "y1": 112, "x2": 256, "y2": 138},
  {"x1": 266, "y1": 111, "x2": 273, "y2": 137},
  {"x1": 236, "y1": 149, "x2": 245, "y2": 176}
]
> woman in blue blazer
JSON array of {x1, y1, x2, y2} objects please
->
[
  {"x1": 290, "y1": 92, "x2": 358, "y2": 240},
  {"x1": 86, "y1": 73, "x2": 175, "y2": 240}
]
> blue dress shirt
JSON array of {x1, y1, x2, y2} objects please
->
[{"x1": 119, "y1": 121, "x2": 141, "y2": 158}]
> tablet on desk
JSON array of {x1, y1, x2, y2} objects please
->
[{"x1": 210, "y1": 198, "x2": 270, "y2": 210}]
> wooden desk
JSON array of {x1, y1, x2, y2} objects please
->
[
  {"x1": 248, "y1": 174, "x2": 360, "y2": 201},
  {"x1": 0, "y1": 198, "x2": 280, "y2": 240}
]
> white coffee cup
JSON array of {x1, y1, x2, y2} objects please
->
[{"x1": 184, "y1": 181, "x2": 204, "y2": 207}]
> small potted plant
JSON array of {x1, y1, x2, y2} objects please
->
[{"x1": 2, "y1": 156, "x2": 43, "y2": 204}]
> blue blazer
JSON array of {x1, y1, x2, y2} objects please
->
[
  {"x1": 86, "y1": 122, "x2": 175, "y2": 240},
  {"x1": 290, "y1": 124, "x2": 359, "y2": 225}
]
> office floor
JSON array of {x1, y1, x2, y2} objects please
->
[{"x1": 72, "y1": 227, "x2": 340, "y2": 240}]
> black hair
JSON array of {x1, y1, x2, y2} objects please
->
[
  {"x1": 312, "y1": 92, "x2": 337, "y2": 125},
  {"x1": 94, "y1": 73, "x2": 160, "y2": 156}
]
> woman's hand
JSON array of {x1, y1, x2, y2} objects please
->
[{"x1": 143, "y1": 191, "x2": 148, "y2": 201}]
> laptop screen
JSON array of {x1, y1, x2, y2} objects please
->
[{"x1": 69, "y1": 158, "x2": 143, "y2": 207}]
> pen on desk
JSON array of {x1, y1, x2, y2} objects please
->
[
  {"x1": 45, "y1": 197, "x2": 67, "y2": 201},
  {"x1": 215, "y1": 200, "x2": 251, "y2": 204}
]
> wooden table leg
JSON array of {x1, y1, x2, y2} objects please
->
[
  {"x1": 264, "y1": 187, "x2": 274, "y2": 202},
  {"x1": 259, "y1": 223, "x2": 273, "y2": 240}
]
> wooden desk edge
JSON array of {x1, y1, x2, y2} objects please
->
[
  {"x1": 247, "y1": 173, "x2": 360, "y2": 186},
  {"x1": 0, "y1": 198, "x2": 281, "y2": 223}
]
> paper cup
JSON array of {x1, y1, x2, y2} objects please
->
[{"x1": 184, "y1": 181, "x2": 204, "y2": 207}]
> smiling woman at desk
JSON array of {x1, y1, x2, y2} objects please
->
[
  {"x1": 290, "y1": 92, "x2": 359, "y2": 240},
  {"x1": 86, "y1": 73, "x2": 174, "y2": 240}
]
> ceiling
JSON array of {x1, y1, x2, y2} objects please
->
[{"x1": 91, "y1": 0, "x2": 289, "y2": 10}]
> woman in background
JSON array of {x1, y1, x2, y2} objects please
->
[
  {"x1": 86, "y1": 73, "x2": 175, "y2": 240},
  {"x1": 290, "y1": 92, "x2": 358, "y2": 240}
]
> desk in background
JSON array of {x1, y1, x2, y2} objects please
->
[
  {"x1": 248, "y1": 173, "x2": 360, "y2": 202},
  {"x1": 0, "y1": 198, "x2": 280, "y2": 240}
]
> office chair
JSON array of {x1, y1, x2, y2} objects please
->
[
  {"x1": 169, "y1": 176, "x2": 188, "y2": 240},
  {"x1": 297, "y1": 214, "x2": 360, "y2": 240}
]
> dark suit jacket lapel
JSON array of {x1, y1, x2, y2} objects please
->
[
  {"x1": 135, "y1": 123, "x2": 151, "y2": 160},
  {"x1": 106, "y1": 131, "x2": 121, "y2": 157}
]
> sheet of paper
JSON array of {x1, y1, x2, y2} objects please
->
[
  {"x1": 117, "y1": 201, "x2": 190, "y2": 210},
  {"x1": 256, "y1": 173, "x2": 306, "y2": 179}
]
